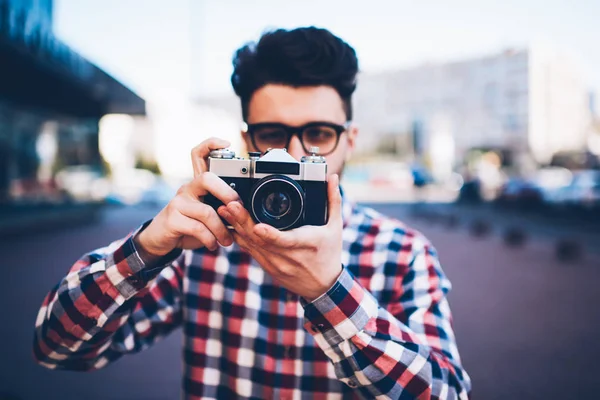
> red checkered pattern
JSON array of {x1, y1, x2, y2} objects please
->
[{"x1": 34, "y1": 195, "x2": 471, "y2": 399}]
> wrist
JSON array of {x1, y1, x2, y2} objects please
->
[
  {"x1": 135, "y1": 228, "x2": 171, "y2": 260},
  {"x1": 304, "y1": 264, "x2": 343, "y2": 302}
]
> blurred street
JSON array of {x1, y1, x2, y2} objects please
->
[
  {"x1": 2, "y1": 201, "x2": 599, "y2": 400},
  {"x1": 2, "y1": 1, "x2": 600, "y2": 398}
]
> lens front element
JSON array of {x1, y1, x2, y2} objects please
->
[
  {"x1": 263, "y1": 192, "x2": 291, "y2": 218},
  {"x1": 250, "y1": 175, "x2": 304, "y2": 230}
]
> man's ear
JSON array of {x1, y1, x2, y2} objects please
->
[{"x1": 345, "y1": 124, "x2": 359, "y2": 161}]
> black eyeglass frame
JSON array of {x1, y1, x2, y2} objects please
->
[{"x1": 244, "y1": 121, "x2": 351, "y2": 156}]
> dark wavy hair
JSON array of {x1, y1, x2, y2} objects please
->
[{"x1": 231, "y1": 26, "x2": 359, "y2": 121}]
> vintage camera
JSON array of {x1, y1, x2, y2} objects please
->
[{"x1": 204, "y1": 148, "x2": 328, "y2": 230}]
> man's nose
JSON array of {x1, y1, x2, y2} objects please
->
[{"x1": 286, "y1": 135, "x2": 306, "y2": 161}]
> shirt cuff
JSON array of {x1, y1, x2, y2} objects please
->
[
  {"x1": 105, "y1": 220, "x2": 182, "y2": 300},
  {"x1": 301, "y1": 267, "x2": 379, "y2": 348}
]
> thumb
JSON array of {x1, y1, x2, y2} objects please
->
[{"x1": 326, "y1": 174, "x2": 342, "y2": 226}]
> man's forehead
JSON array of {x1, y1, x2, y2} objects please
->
[{"x1": 247, "y1": 84, "x2": 346, "y2": 125}]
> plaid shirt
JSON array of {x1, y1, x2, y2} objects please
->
[{"x1": 33, "y1": 193, "x2": 471, "y2": 399}]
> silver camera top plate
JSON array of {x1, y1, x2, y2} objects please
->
[{"x1": 209, "y1": 149, "x2": 236, "y2": 159}]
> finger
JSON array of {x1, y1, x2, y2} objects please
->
[
  {"x1": 191, "y1": 137, "x2": 231, "y2": 178},
  {"x1": 226, "y1": 201, "x2": 257, "y2": 238},
  {"x1": 178, "y1": 200, "x2": 233, "y2": 246},
  {"x1": 187, "y1": 172, "x2": 241, "y2": 204},
  {"x1": 253, "y1": 223, "x2": 316, "y2": 249},
  {"x1": 326, "y1": 174, "x2": 343, "y2": 226},
  {"x1": 231, "y1": 232, "x2": 272, "y2": 269},
  {"x1": 173, "y1": 212, "x2": 219, "y2": 251},
  {"x1": 231, "y1": 231, "x2": 254, "y2": 252},
  {"x1": 178, "y1": 236, "x2": 206, "y2": 250}
]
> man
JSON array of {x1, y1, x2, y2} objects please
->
[{"x1": 34, "y1": 27, "x2": 471, "y2": 399}]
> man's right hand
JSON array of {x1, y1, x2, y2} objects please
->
[{"x1": 135, "y1": 137, "x2": 241, "y2": 257}]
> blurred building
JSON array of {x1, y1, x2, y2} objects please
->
[
  {"x1": 0, "y1": 0, "x2": 144, "y2": 207},
  {"x1": 354, "y1": 48, "x2": 592, "y2": 176}
]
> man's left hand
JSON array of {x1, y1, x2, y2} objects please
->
[{"x1": 218, "y1": 174, "x2": 343, "y2": 302}]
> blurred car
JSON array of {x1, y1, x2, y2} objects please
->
[
  {"x1": 458, "y1": 178, "x2": 483, "y2": 203},
  {"x1": 108, "y1": 168, "x2": 158, "y2": 205},
  {"x1": 546, "y1": 170, "x2": 600, "y2": 210},
  {"x1": 496, "y1": 177, "x2": 543, "y2": 208},
  {"x1": 55, "y1": 165, "x2": 107, "y2": 202},
  {"x1": 411, "y1": 165, "x2": 434, "y2": 188},
  {"x1": 369, "y1": 162, "x2": 414, "y2": 189},
  {"x1": 138, "y1": 179, "x2": 178, "y2": 207}
]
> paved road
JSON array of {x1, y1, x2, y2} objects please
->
[
  {"x1": 367, "y1": 203, "x2": 600, "y2": 400},
  {"x1": 1, "y1": 203, "x2": 599, "y2": 399}
]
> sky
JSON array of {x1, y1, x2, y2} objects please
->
[{"x1": 54, "y1": 0, "x2": 600, "y2": 102}]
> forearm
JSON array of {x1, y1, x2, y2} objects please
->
[
  {"x1": 33, "y1": 227, "x2": 182, "y2": 370},
  {"x1": 303, "y1": 268, "x2": 471, "y2": 399}
]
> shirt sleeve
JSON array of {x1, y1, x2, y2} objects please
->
[
  {"x1": 302, "y1": 236, "x2": 472, "y2": 399},
  {"x1": 33, "y1": 221, "x2": 184, "y2": 371}
]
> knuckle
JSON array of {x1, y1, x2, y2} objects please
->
[
  {"x1": 204, "y1": 236, "x2": 218, "y2": 249},
  {"x1": 194, "y1": 172, "x2": 206, "y2": 185},
  {"x1": 196, "y1": 203, "x2": 212, "y2": 221},
  {"x1": 176, "y1": 183, "x2": 189, "y2": 196},
  {"x1": 191, "y1": 221, "x2": 208, "y2": 238},
  {"x1": 170, "y1": 195, "x2": 187, "y2": 213},
  {"x1": 166, "y1": 199, "x2": 180, "y2": 216},
  {"x1": 307, "y1": 241, "x2": 320, "y2": 253}
]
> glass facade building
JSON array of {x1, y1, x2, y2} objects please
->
[{"x1": 0, "y1": 0, "x2": 144, "y2": 208}]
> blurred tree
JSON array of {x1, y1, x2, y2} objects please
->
[{"x1": 135, "y1": 157, "x2": 161, "y2": 175}]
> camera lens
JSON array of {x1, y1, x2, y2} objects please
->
[
  {"x1": 250, "y1": 175, "x2": 304, "y2": 230},
  {"x1": 263, "y1": 191, "x2": 291, "y2": 218}
]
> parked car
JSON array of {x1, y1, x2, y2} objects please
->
[
  {"x1": 369, "y1": 162, "x2": 414, "y2": 189},
  {"x1": 496, "y1": 177, "x2": 543, "y2": 208},
  {"x1": 458, "y1": 178, "x2": 483, "y2": 203},
  {"x1": 410, "y1": 165, "x2": 434, "y2": 187},
  {"x1": 546, "y1": 170, "x2": 600, "y2": 210}
]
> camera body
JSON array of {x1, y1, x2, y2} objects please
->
[{"x1": 204, "y1": 148, "x2": 328, "y2": 231}]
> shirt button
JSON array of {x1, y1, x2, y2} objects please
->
[
  {"x1": 286, "y1": 292, "x2": 295, "y2": 302},
  {"x1": 347, "y1": 380, "x2": 357, "y2": 388},
  {"x1": 310, "y1": 325, "x2": 319, "y2": 333},
  {"x1": 284, "y1": 346, "x2": 293, "y2": 359}
]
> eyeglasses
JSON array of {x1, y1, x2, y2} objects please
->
[{"x1": 244, "y1": 121, "x2": 351, "y2": 156}]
